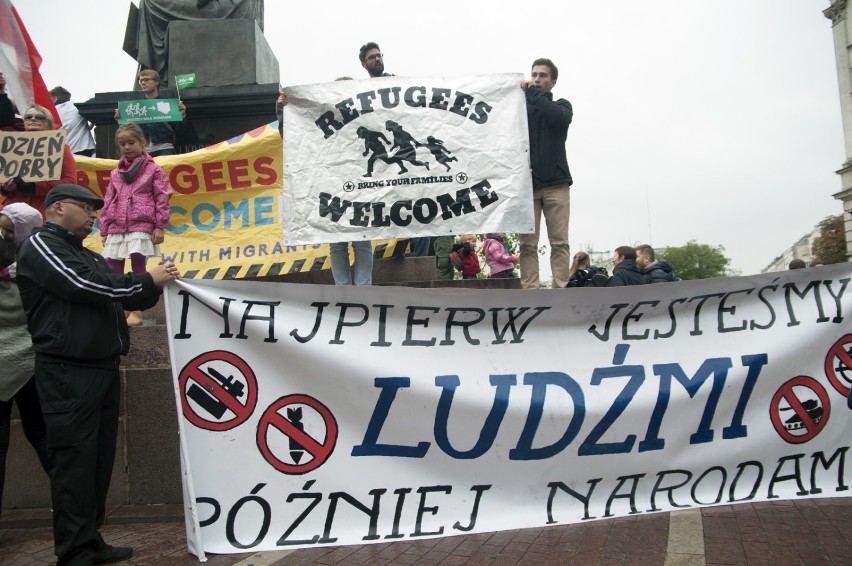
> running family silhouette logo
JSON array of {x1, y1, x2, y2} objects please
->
[
  {"x1": 354, "y1": 122, "x2": 457, "y2": 178},
  {"x1": 280, "y1": 73, "x2": 535, "y2": 245}
]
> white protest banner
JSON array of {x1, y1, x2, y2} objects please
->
[
  {"x1": 0, "y1": 129, "x2": 66, "y2": 182},
  {"x1": 280, "y1": 74, "x2": 534, "y2": 245},
  {"x1": 165, "y1": 264, "x2": 852, "y2": 560}
]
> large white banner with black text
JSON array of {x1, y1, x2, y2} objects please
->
[
  {"x1": 280, "y1": 73, "x2": 534, "y2": 245},
  {"x1": 165, "y1": 265, "x2": 852, "y2": 560}
]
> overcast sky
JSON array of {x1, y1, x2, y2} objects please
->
[{"x1": 15, "y1": 0, "x2": 845, "y2": 276}]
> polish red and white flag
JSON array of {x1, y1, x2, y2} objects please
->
[{"x1": 0, "y1": 0, "x2": 60, "y2": 125}]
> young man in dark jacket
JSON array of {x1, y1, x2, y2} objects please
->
[
  {"x1": 519, "y1": 58, "x2": 573, "y2": 289},
  {"x1": 608, "y1": 246, "x2": 647, "y2": 287},
  {"x1": 16, "y1": 184, "x2": 179, "y2": 565},
  {"x1": 635, "y1": 244, "x2": 677, "y2": 283}
]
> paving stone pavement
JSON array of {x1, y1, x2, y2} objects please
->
[{"x1": 2, "y1": 498, "x2": 851, "y2": 565}]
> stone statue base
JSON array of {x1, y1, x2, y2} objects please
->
[
  {"x1": 78, "y1": 83, "x2": 279, "y2": 159},
  {"x1": 168, "y1": 19, "x2": 278, "y2": 87}
]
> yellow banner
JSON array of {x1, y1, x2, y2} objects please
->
[{"x1": 74, "y1": 123, "x2": 406, "y2": 279}]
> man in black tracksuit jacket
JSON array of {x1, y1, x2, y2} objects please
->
[
  {"x1": 16, "y1": 184, "x2": 179, "y2": 565},
  {"x1": 519, "y1": 57, "x2": 573, "y2": 289}
]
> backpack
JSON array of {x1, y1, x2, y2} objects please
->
[
  {"x1": 566, "y1": 266, "x2": 610, "y2": 288},
  {"x1": 449, "y1": 250, "x2": 464, "y2": 270}
]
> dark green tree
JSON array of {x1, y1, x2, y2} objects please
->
[
  {"x1": 659, "y1": 241, "x2": 731, "y2": 280},
  {"x1": 811, "y1": 214, "x2": 847, "y2": 265}
]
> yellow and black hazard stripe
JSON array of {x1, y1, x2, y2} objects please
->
[{"x1": 181, "y1": 238, "x2": 411, "y2": 280}]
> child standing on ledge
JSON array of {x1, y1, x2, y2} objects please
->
[
  {"x1": 458, "y1": 234, "x2": 481, "y2": 280},
  {"x1": 483, "y1": 233, "x2": 518, "y2": 279},
  {"x1": 100, "y1": 123, "x2": 173, "y2": 326}
]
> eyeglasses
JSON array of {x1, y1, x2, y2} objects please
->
[
  {"x1": 138, "y1": 77, "x2": 155, "y2": 83},
  {"x1": 365, "y1": 53, "x2": 383, "y2": 61},
  {"x1": 58, "y1": 200, "x2": 97, "y2": 213},
  {"x1": 24, "y1": 113, "x2": 48, "y2": 121}
]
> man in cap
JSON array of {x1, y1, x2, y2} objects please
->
[{"x1": 15, "y1": 184, "x2": 180, "y2": 565}]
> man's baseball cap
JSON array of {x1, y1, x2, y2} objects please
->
[{"x1": 44, "y1": 184, "x2": 104, "y2": 210}]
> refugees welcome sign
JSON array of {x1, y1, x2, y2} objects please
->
[
  {"x1": 166, "y1": 265, "x2": 852, "y2": 559},
  {"x1": 281, "y1": 74, "x2": 535, "y2": 245}
]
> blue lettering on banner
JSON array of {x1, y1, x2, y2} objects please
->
[
  {"x1": 167, "y1": 196, "x2": 276, "y2": 234},
  {"x1": 349, "y1": 346, "x2": 768, "y2": 461}
]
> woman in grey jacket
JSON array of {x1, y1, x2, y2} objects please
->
[{"x1": 0, "y1": 202, "x2": 48, "y2": 515}]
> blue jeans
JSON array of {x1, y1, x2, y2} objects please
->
[
  {"x1": 409, "y1": 237, "x2": 431, "y2": 257},
  {"x1": 330, "y1": 241, "x2": 374, "y2": 285}
]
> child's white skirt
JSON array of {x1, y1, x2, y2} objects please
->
[{"x1": 102, "y1": 232, "x2": 161, "y2": 260}]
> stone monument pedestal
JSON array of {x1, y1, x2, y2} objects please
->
[
  {"x1": 168, "y1": 19, "x2": 278, "y2": 87},
  {"x1": 80, "y1": 16, "x2": 280, "y2": 158},
  {"x1": 78, "y1": 83, "x2": 279, "y2": 159}
]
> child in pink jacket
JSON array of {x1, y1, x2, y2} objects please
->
[
  {"x1": 100, "y1": 124, "x2": 172, "y2": 324},
  {"x1": 483, "y1": 233, "x2": 517, "y2": 279}
]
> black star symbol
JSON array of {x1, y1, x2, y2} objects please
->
[
  {"x1": 455, "y1": 172, "x2": 468, "y2": 183},
  {"x1": 343, "y1": 181, "x2": 355, "y2": 192}
]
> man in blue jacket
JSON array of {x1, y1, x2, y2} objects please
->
[
  {"x1": 519, "y1": 58, "x2": 573, "y2": 289},
  {"x1": 635, "y1": 244, "x2": 678, "y2": 283},
  {"x1": 16, "y1": 184, "x2": 180, "y2": 565},
  {"x1": 608, "y1": 246, "x2": 647, "y2": 287}
]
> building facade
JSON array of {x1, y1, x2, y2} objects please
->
[
  {"x1": 761, "y1": 230, "x2": 819, "y2": 273},
  {"x1": 824, "y1": 0, "x2": 852, "y2": 261}
]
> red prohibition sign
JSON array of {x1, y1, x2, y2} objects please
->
[
  {"x1": 179, "y1": 350, "x2": 258, "y2": 431},
  {"x1": 824, "y1": 334, "x2": 852, "y2": 396},
  {"x1": 769, "y1": 376, "x2": 830, "y2": 444},
  {"x1": 256, "y1": 394, "x2": 338, "y2": 474}
]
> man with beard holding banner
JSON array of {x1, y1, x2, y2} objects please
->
[
  {"x1": 519, "y1": 58, "x2": 573, "y2": 289},
  {"x1": 359, "y1": 41, "x2": 392, "y2": 78},
  {"x1": 358, "y1": 41, "x2": 430, "y2": 258}
]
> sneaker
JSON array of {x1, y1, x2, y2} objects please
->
[{"x1": 94, "y1": 545, "x2": 133, "y2": 564}]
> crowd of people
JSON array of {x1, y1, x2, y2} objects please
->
[
  {"x1": 311, "y1": 45, "x2": 680, "y2": 290},
  {"x1": 1, "y1": 65, "x2": 180, "y2": 564},
  {"x1": 275, "y1": 43, "x2": 572, "y2": 286},
  {"x1": 565, "y1": 244, "x2": 678, "y2": 288},
  {"x1": 0, "y1": 37, "x2": 692, "y2": 565}
]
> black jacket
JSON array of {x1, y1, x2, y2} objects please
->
[
  {"x1": 16, "y1": 223, "x2": 161, "y2": 366},
  {"x1": 526, "y1": 86, "x2": 573, "y2": 189},
  {"x1": 0, "y1": 92, "x2": 16, "y2": 129},
  {"x1": 608, "y1": 259, "x2": 646, "y2": 287},
  {"x1": 642, "y1": 260, "x2": 678, "y2": 284}
]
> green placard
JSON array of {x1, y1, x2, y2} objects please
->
[
  {"x1": 117, "y1": 98, "x2": 183, "y2": 124},
  {"x1": 175, "y1": 73, "x2": 196, "y2": 89}
]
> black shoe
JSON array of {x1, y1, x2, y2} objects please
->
[{"x1": 94, "y1": 545, "x2": 133, "y2": 564}]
